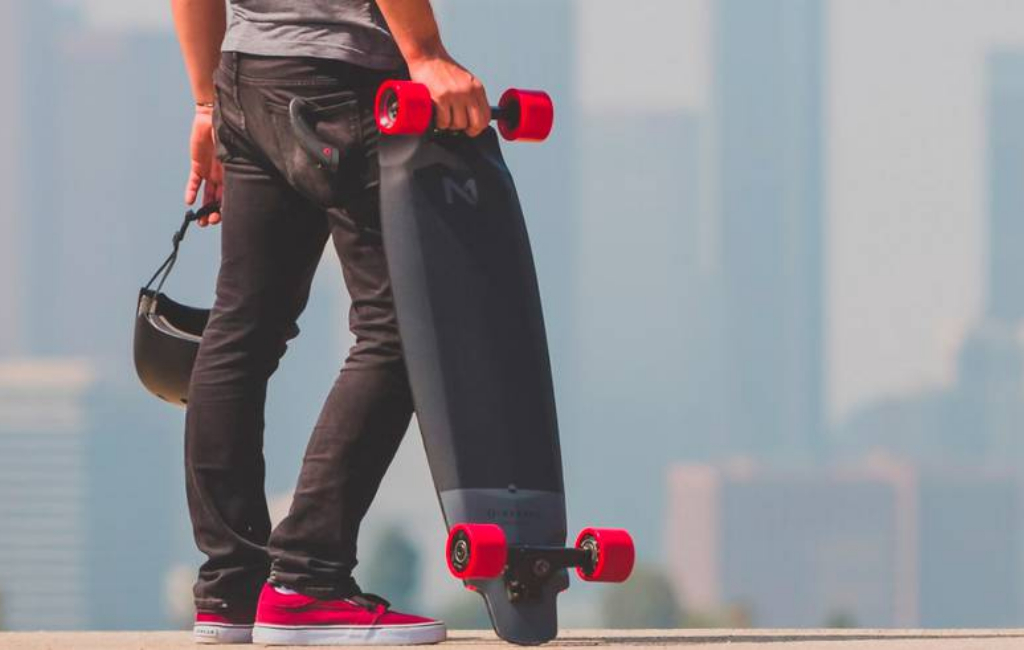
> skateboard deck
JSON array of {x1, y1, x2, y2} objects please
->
[{"x1": 379, "y1": 129, "x2": 568, "y2": 645}]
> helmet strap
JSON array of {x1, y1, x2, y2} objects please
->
[{"x1": 142, "y1": 202, "x2": 221, "y2": 305}]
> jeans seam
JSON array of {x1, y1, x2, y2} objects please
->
[{"x1": 231, "y1": 53, "x2": 246, "y2": 131}]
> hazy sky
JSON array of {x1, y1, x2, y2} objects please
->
[
  {"x1": 828, "y1": 0, "x2": 1024, "y2": 421},
  {"x1": 76, "y1": 0, "x2": 1024, "y2": 422},
  {"x1": 578, "y1": 0, "x2": 1024, "y2": 423},
  {"x1": 71, "y1": 0, "x2": 168, "y2": 28}
]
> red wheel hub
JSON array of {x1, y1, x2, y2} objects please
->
[
  {"x1": 446, "y1": 523, "x2": 508, "y2": 580},
  {"x1": 498, "y1": 89, "x2": 554, "y2": 142},
  {"x1": 575, "y1": 528, "x2": 635, "y2": 582},
  {"x1": 375, "y1": 80, "x2": 433, "y2": 135}
]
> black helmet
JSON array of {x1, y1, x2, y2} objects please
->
[{"x1": 133, "y1": 203, "x2": 218, "y2": 406}]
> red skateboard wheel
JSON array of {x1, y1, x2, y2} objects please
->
[
  {"x1": 498, "y1": 89, "x2": 554, "y2": 142},
  {"x1": 375, "y1": 80, "x2": 433, "y2": 135},
  {"x1": 575, "y1": 528, "x2": 635, "y2": 582},
  {"x1": 446, "y1": 523, "x2": 508, "y2": 580}
]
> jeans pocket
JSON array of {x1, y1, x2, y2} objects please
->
[
  {"x1": 267, "y1": 90, "x2": 366, "y2": 208},
  {"x1": 213, "y1": 75, "x2": 250, "y2": 163}
]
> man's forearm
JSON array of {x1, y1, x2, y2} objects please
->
[
  {"x1": 171, "y1": 0, "x2": 227, "y2": 104},
  {"x1": 375, "y1": 0, "x2": 447, "y2": 64}
]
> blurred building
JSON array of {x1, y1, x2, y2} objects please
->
[
  {"x1": 985, "y1": 51, "x2": 1024, "y2": 325},
  {"x1": 567, "y1": 111, "x2": 706, "y2": 551},
  {"x1": 711, "y1": 0, "x2": 826, "y2": 460},
  {"x1": 2, "y1": 0, "x2": 84, "y2": 355},
  {"x1": 666, "y1": 461, "x2": 1021, "y2": 627},
  {"x1": 0, "y1": 1, "x2": 33, "y2": 356},
  {"x1": 0, "y1": 359, "x2": 97, "y2": 629},
  {"x1": 667, "y1": 461, "x2": 913, "y2": 627},
  {"x1": 948, "y1": 50, "x2": 1024, "y2": 462},
  {"x1": 916, "y1": 472, "x2": 1022, "y2": 626},
  {"x1": 16, "y1": 2, "x2": 72, "y2": 357},
  {"x1": 0, "y1": 0, "x2": 20, "y2": 355},
  {"x1": 83, "y1": 381, "x2": 184, "y2": 630},
  {"x1": 0, "y1": 356, "x2": 183, "y2": 630},
  {"x1": 835, "y1": 50, "x2": 1024, "y2": 466}
]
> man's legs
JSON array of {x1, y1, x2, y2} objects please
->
[
  {"x1": 267, "y1": 183, "x2": 415, "y2": 597},
  {"x1": 189, "y1": 50, "x2": 419, "y2": 610},
  {"x1": 186, "y1": 148, "x2": 330, "y2": 611},
  {"x1": 218, "y1": 53, "x2": 442, "y2": 645}
]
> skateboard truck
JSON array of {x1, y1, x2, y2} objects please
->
[
  {"x1": 446, "y1": 524, "x2": 635, "y2": 603},
  {"x1": 375, "y1": 80, "x2": 555, "y2": 142},
  {"x1": 502, "y1": 545, "x2": 593, "y2": 602}
]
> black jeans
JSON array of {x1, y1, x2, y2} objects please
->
[{"x1": 185, "y1": 53, "x2": 412, "y2": 612}]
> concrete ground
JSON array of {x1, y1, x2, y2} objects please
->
[{"x1": 2, "y1": 629, "x2": 1024, "y2": 650}]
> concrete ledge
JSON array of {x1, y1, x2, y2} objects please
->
[{"x1": 2, "y1": 629, "x2": 1024, "y2": 649}]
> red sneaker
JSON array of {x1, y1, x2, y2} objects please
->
[
  {"x1": 252, "y1": 583, "x2": 446, "y2": 646},
  {"x1": 194, "y1": 603, "x2": 257, "y2": 644}
]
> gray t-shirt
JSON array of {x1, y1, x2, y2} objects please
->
[{"x1": 222, "y1": 0, "x2": 403, "y2": 70}]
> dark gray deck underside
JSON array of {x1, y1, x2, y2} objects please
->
[{"x1": 379, "y1": 130, "x2": 566, "y2": 645}]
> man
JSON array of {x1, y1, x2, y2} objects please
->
[{"x1": 171, "y1": 0, "x2": 490, "y2": 644}]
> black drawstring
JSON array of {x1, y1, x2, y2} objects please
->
[{"x1": 143, "y1": 202, "x2": 221, "y2": 298}]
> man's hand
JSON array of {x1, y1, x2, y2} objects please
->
[
  {"x1": 186, "y1": 105, "x2": 223, "y2": 227},
  {"x1": 408, "y1": 54, "x2": 490, "y2": 136},
  {"x1": 374, "y1": 0, "x2": 490, "y2": 136}
]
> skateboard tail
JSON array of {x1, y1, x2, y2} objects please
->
[
  {"x1": 441, "y1": 488, "x2": 567, "y2": 645},
  {"x1": 475, "y1": 578, "x2": 566, "y2": 645}
]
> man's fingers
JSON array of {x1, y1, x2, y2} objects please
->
[
  {"x1": 478, "y1": 86, "x2": 492, "y2": 133},
  {"x1": 465, "y1": 103, "x2": 484, "y2": 137},
  {"x1": 467, "y1": 83, "x2": 490, "y2": 137},
  {"x1": 185, "y1": 168, "x2": 202, "y2": 205},
  {"x1": 204, "y1": 166, "x2": 223, "y2": 206},
  {"x1": 209, "y1": 158, "x2": 224, "y2": 186},
  {"x1": 466, "y1": 96, "x2": 491, "y2": 137},
  {"x1": 202, "y1": 179, "x2": 223, "y2": 227},
  {"x1": 448, "y1": 99, "x2": 469, "y2": 132},
  {"x1": 435, "y1": 101, "x2": 452, "y2": 130}
]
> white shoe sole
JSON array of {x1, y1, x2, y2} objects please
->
[
  {"x1": 252, "y1": 621, "x2": 447, "y2": 646},
  {"x1": 194, "y1": 623, "x2": 255, "y2": 644}
]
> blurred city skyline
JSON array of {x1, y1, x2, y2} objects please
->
[{"x1": 3, "y1": 0, "x2": 1024, "y2": 633}]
